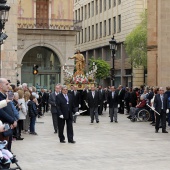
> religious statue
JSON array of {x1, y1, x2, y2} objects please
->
[{"x1": 68, "y1": 50, "x2": 85, "y2": 76}]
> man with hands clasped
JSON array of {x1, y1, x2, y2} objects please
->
[
  {"x1": 154, "y1": 87, "x2": 169, "y2": 133},
  {"x1": 55, "y1": 85, "x2": 76, "y2": 144}
]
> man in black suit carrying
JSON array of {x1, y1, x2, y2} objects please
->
[
  {"x1": 107, "y1": 86, "x2": 118, "y2": 122},
  {"x1": 87, "y1": 86, "x2": 99, "y2": 123},
  {"x1": 39, "y1": 88, "x2": 49, "y2": 114},
  {"x1": 154, "y1": 87, "x2": 168, "y2": 133},
  {"x1": 117, "y1": 85, "x2": 125, "y2": 114},
  {"x1": 98, "y1": 85, "x2": 105, "y2": 115},
  {"x1": 55, "y1": 85, "x2": 76, "y2": 143},
  {"x1": 71, "y1": 86, "x2": 81, "y2": 123},
  {"x1": 49, "y1": 85, "x2": 61, "y2": 133}
]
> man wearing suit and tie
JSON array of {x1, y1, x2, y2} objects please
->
[
  {"x1": 71, "y1": 86, "x2": 81, "y2": 123},
  {"x1": 55, "y1": 85, "x2": 76, "y2": 143},
  {"x1": 107, "y1": 86, "x2": 118, "y2": 122},
  {"x1": 154, "y1": 87, "x2": 168, "y2": 133},
  {"x1": 98, "y1": 85, "x2": 106, "y2": 115},
  {"x1": 39, "y1": 88, "x2": 49, "y2": 114},
  {"x1": 117, "y1": 85, "x2": 125, "y2": 114},
  {"x1": 49, "y1": 85, "x2": 61, "y2": 133},
  {"x1": 87, "y1": 86, "x2": 99, "y2": 123}
]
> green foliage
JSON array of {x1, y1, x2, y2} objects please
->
[
  {"x1": 125, "y1": 11, "x2": 147, "y2": 68},
  {"x1": 89, "y1": 58, "x2": 110, "y2": 82}
]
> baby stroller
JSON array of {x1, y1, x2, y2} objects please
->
[{"x1": 0, "y1": 141, "x2": 22, "y2": 170}]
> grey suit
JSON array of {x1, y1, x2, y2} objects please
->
[{"x1": 49, "y1": 92, "x2": 58, "y2": 132}]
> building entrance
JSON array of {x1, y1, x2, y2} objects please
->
[{"x1": 21, "y1": 46, "x2": 61, "y2": 91}]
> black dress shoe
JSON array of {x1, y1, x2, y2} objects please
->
[
  {"x1": 110, "y1": 120, "x2": 113, "y2": 122},
  {"x1": 155, "y1": 130, "x2": 158, "y2": 133},
  {"x1": 96, "y1": 120, "x2": 99, "y2": 123},
  {"x1": 60, "y1": 140, "x2": 66, "y2": 143},
  {"x1": 115, "y1": 121, "x2": 118, "y2": 123},
  {"x1": 68, "y1": 140, "x2": 76, "y2": 144},
  {"x1": 16, "y1": 137, "x2": 24, "y2": 140},
  {"x1": 91, "y1": 120, "x2": 94, "y2": 123},
  {"x1": 127, "y1": 115, "x2": 132, "y2": 119},
  {"x1": 162, "y1": 130, "x2": 168, "y2": 133}
]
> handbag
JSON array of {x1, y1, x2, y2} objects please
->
[{"x1": 2, "y1": 128, "x2": 13, "y2": 137}]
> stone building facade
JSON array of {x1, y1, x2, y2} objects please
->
[
  {"x1": 147, "y1": 0, "x2": 170, "y2": 88},
  {"x1": 74, "y1": 0, "x2": 147, "y2": 88},
  {"x1": 2, "y1": 0, "x2": 79, "y2": 90}
]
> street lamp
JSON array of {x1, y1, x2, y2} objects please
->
[
  {"x1": 109, "y1": 35, "x2": 117, "y2": 86},
  {"x1": 0, "y1": 0, "x2": 10, "y2": 32}
]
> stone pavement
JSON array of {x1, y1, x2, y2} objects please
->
[{"x1": 10, "y1": 109, "x2": 170, "y2": 170}]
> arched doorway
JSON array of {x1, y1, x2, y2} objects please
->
[{"x1": 21, "y1": 46, "x2": 61, "y2": 91}]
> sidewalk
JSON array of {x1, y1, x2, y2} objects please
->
[{"x1": 11, "y1": 110, "x2": 170, "y2": 170}]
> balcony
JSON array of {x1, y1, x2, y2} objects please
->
[{"x1": 17, "y1": 17, "x2": 82, "y2": 31}]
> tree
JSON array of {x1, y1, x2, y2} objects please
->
[
  {"x1": 89, "y1": 58, "x2": 110, "y2": 83},
  {"x1": 124, "y1": 11, "x2": 147, "y2": 68}
]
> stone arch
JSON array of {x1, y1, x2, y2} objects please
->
[{"x1": 18, "y1": 42, "x2": 64, "y2": 66}]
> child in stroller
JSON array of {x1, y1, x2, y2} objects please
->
[{"x1": 0, "y1": 140, "x2": 17, "y2": 164}]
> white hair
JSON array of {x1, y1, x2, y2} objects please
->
[{"x1": 22, "y1": 83, "x2": 28, "y2": 88}]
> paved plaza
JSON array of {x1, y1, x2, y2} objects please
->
[{"x1": 10, "y1": 110, "x2": 170, "y2": 170}]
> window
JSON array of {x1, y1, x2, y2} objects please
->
[
  {"x1": 81, "y1": 29, "x2": 83, "y2": 43},
  {"x1": 96, "y1": 0, "x2": 98, "y2": 15},
  {"x1": 96, "y1": 23, "x2": 98, "y2": 39},
  {"x1": 104, "y1": 0, "x2": 106, "y2": 11},
  {"x1": 113, "y1": 17, "x2": 116, "y2": 33},
  {"x1": 91, "y1": 1, "x2": 94, "y2": 17},
  {"x1": 75, "y1": 10, "x2": 77, "y2": 20},
  {"x1": 88, "y1": 3, "x2": 90, "y2": 18},
  {"x1": 81, "y1": 7, "x2": 83, "y2": 20},
  {"x1": 118, "y1": 15, "x2": 121, "y2": 32},
  {"x1": 108, "y1": 0, "x2": 111, "y2": 9},
  {"x1": 113, "y1": 0, "x2": 116, "y2": 7},
  {"x1": 76, "y1": 34, "x2": 77, "y2": 45},
  {"x1": 85, "y1": 28, "x2": 87, "y2": 42},
  {"x1": 88, "y1": 26, "x2": 90, "y2": 41},
  {"x1": 108, "y1": 18, "x2": 111, "y2": 35},
  {"x1": 100, "y1": 22, "x2": 102, "y2": 37},
  {"x1": 104, "y1": 20, "x2": 106, "y2": 36},
  {"x1": 78, "y1": 9, "x2": 80, "y2": 20},
  {"x1": 118, "y1": 0, "x2": 121, "y2": 5},
  {"x1": 100, "y1": 0, "x2": 102, "y2": 13},
  {"x1": 92, "y1": 25, "x2": 94, "y2": 40},
  {"x1": 85, "y1": 5, "x2": 87, "y2": 19},
  {"x1": 78, "y1": 32, "x2": 80, "y2": 44}
]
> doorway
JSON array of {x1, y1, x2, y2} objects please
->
[{"x1": 21, "y1": 46, "x2": 61, "y2": 91}]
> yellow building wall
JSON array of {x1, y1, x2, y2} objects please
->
[{"x1": 18, "y1": 0, "x2": 33, "y2": 18}]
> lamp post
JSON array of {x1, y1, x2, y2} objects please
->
[
  {"x1": 109, "y1": 35, "x2": 117, "y2": 86},
  {"x1": 0, "y1": 0, "x2": 10, "y2": 76}
]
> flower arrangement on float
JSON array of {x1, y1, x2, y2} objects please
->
[{"x1": 70, "y1": 74, "x2": 89, "y2": 84}]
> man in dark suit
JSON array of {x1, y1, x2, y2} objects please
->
[
  {"x1": 154, "y1": 87, "x2": 168, "y2": 133},
  {"x1": 98, "y1": 85, "x2": 105, "y2": 115},
  {"x1": 107, "y1": 86, "x2": 118, "y2": 122},
  {"x1": 0, "y1": 78, "x2": 17, "y2": 151},
  {"x1": 87, "y1": 86, "x2": 99, "y2": 123},
  {"x1": 39, "y1": 88, "x2": 49, "y2": 114},
  {"x1": 49, "y1": 85, "x2": 61, "y2": 133},
  {"x1": 81, "y1": 85, "x2": 89, "y2": 115},
  {"x1": 71, "y1": 86, "x2": 81, "y2": 123},
  {"x1": 56, "y1": 85, "x2": 76, "y2": 143},
  {"x1": 117, "y1": 85, "x2": 125, "y2": 114}
]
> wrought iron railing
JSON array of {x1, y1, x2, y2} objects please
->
[{"x1": 17, "y1": 17, "x2": 82, "y2": 31}]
